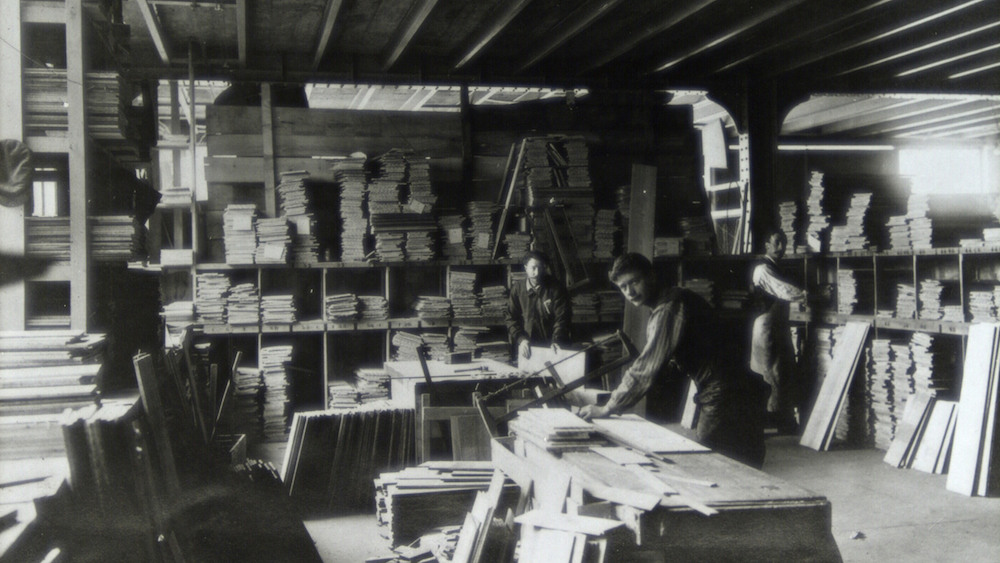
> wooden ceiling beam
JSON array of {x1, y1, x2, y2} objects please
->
[
  {"x1": 652, "y1": 0, "x2": 807, "y2": 73},
  {"x1": 864, "y1": 103, "x2": 999, "y2": 136},
  {"x1": 453, "y1": 0, "x2": 534, "y2": 69},
  {"x1": 784, "y1": 98, "x2": 925, "y2": 133},
  {"x1": 895, "y1": 114, "x2": 1000, "y2": 137},
  {"x1": 136, "y1": 0, "x2": 171, "y2": 64},
  {"x1": 312, "y1": 0, "x2": 346, "y2": 71},
  {"x1": 584, "y1": 0, "x2": 719, "y2": 73},
  {"x1": 381, "y1": 0, "x2": 441, "y2": 71},
  {"x1": 836, "y1": 20, "x2": 1000, "y2": 77},
  {"x1": 950, "y1": 59, "x2": 1000, "y2": 79},
  {"x1": 516, "y1": 0, "x2": 625, "y2": 73},
  {"x1": 822, "y1": 99, "x2": 974, "y2": 135},
  {"x1": 236, "y1": 0, "x2": 247, "y2": 68},
  {"x1": 772, "y1": 0, "x2": 989, "y2": 76},
  {"x1": 896, "y1": 42, "x2": 1000, "y2": 77},
  {"x1": 715, "y1": 0, "x2": 895, "y2": 73}
]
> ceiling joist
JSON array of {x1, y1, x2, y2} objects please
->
[
  {"x1": 236, "y1": 0, "x2": 247, "y2": 68},
  {"x1": 516, "y1": 0, "x2": 625, "y2": 73},
  {"x1": 312, "y1": 0, "x2": 345, "y2": 71},
  {"x1": 585, "y1": 0, "x2": 719, "y2": 73},
  {"x1": 652, "y1": 0, "x2": 807, "y2": 73},
  {"x1": 135, "y1": 0, "x2": 171, "y2": 64},
  {"x1": 381, "y1": 0, "x2": 441, "y2": 71},
  {"x1": 453, "y1": 0, "x2": 534, "y2": 69},
  {"x1": 773, "y1": 0, "x2": 989, "y2": 77}
]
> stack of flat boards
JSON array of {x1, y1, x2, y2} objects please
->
[
  {"x1": 449, "y1": 270, "x2": 480, "y2": 319},
  {"x1": 358, "y1": 295, "x2": 390, "y2": 321},
  {"x1": 801, "y1": 321, "x2": 871, "y2": 451},
  {"x1": 0, "y1": 331, "x2": 105, "y2": 459},
  {"x1": 90, "y1": 215, "x2": 138, "y2": 261},
  {"x1": 195, "y1": 273, "x2": 230, "y2": 325},
  {"x1": 223, "y1": 204, "x2": 258, "y2": 264},
  {"x1": 947, "y1": 323, "x2": 1000, "y2": 496},
  {"x1": 466, "y1": 201, "x2": 499, "y2": 260},
  {"x1": 479, "y1": 285, "x2": 508, "y2": 319},
  {"x1": 508, "y1": 408, "x2": 598, "y2": 452},
  {"x1": 440, "y1": 213, "x2": 468, "y2": 259},
  {"x1": 374, "y1": 462, "x2": 518, "y2": 548},
  {"x1": 333, "y1": 156, "x2": 369, "y2": 262},
  {"x1": 280, "y1": 406, "x2": 415, "y2": 511},
  {"x1": 590, "y1": 414, "x2": 709, "y2": 455}
]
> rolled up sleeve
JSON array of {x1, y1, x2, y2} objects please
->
[{"x1": 606, "y1": 300, "x2": 682, "y2": 413}]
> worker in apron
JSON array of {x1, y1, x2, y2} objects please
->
[{"x1": 750, "y1": 230, "x2": 807, "y2": 434}]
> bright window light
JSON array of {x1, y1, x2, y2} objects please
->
[{"x1": 898, "y1": 147, "x2": 989, "y2": 194}]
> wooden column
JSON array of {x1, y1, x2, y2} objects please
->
[
  {"x1": 625, "y1": 163, "x2": 657, "y2": 351},
  {"x1": 261, "y1": 83, "x2": 277, "y2": 216},
  {"x1": 744, "y1": 79, "x2": 781, "y2": 252},
  {"x1": 0, "y1": 0, "x2": 25, "y2": 330},
  {"x1": 67, "y1": 0, "x2": 90, "y2": 330}
]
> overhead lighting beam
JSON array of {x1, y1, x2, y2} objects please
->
[
  {"x1": 312, "y1": 0, "x2": 345, "y2": 71},
  {"x1": 777, "y1": 144, "x2": 896, "y2": 151},
  {"x1": 453, "y1": 0, "x2": 534, "y2": 69},
  {"x1": 236, "y1": 0, "x2": 247, "y2": 68},
  {"x1": 837, "y1": 21, "x2": 1000, "y2": 77},
  {"x1": 585, "y1": 0, "x2": 718, "y2": 72},
  {"x1": 896, "y1": 43, "x2": 1000, "y2": 77},
  {"x1": 136, "y1": 0, "x2": 171, "y2": 64},
  {"x1": 516, "y1": 0, "x2": 625, "y2": 73},
  {"x1": 653, "y1": 0, "x2": 807, "y2": 73},
  {"x1": 382, "y1": 0, "x2": 441, "y2": 71}
]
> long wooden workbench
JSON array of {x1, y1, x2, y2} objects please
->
[{"x1": 491, "y1": 414, "x2": 842, "y2": 562}]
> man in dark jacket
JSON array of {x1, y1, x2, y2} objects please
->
[
  {"x1": 505, "y1": 250, "x2": 571, "y2": 360},
  {"x1": 579, "y1": 253, "x2": 767, "y2": 468}
]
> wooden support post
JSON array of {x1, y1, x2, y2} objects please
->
[
  {"x1": 625, "y1": 164, "x2": 657, "y2": 351},
  {"x1": 261, "y1": 83, "x2": 277, "y2": 216},
  {"x1": 67, "y1": 0, "x2": 90, "y2": 330},
  {"x1": 0, "y1": 0, "x2": 25, "y2": 330}
]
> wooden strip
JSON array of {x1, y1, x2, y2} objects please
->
[
  {"x1": 947, "y1": 323, "x2": 998, "y2": 495},
  {"x1": 515, "y1": 508, "x2": 624, "y2": 536},
  {"x1": 884, "y1": 391, "x2": 933, "y2": 468},
  {"x1": 912, "y1": 400, "x2": 956, "y2": 473},
  {"x1": 800, "y1": 321, "x2": 870, "y2": 450},
  {"x1": 66, "y1": 0, "x2": 89, "y2": 331},
  {"x1": 591, "y1": 414, "x2": 709, "y2": 453},
  {"x1": 261, "y1": 84, "x2": 277, "y2": 216},
  {"x1": 976, "y1": 324, "x2": 1000, "y2": 496},
  {"x1": 132, "y1": 353, "x2": 181, "y2": 493},
  {"x1": 936, "y1": 409, "x2": 959, "y2": 474}
]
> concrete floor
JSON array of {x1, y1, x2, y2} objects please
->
[{"x1": 303, "y1": 432, "x2": 1000, "y2": 562}]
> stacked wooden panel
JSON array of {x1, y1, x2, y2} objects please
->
[
  {"x1": 947, "y1": 323, "x2": 1000, "y2": 496},
  {"x1": 508, "y1": 408, "x2": 598, "y2": 452},
  {"x1": 374, "y1": 462, "x2": 518, "y2": 548},
  {"x1": 801, "y1": 321, "x2": 871, "y2": 451},
  {"x1": 280, "y1": 406, "x2": 416, "y2": 511},
  {"x1": 0, "y1": 331, "x2": 105, "y2": 459}
]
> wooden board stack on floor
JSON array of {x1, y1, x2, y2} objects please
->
[
  {"x1": 0, "y1": 331, "x2": 106, "y2": 460},
  {"x1": 947, "y1": 323, "x2": 1000, "y2": 496},
  {"x1": 374, "y1": 461, "x2": 519, "y2": 548},
  {"x1": 281, "y1": 406, "x2": 415, "y2": 512}
]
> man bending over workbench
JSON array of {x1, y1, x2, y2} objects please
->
[{"x1": 579, "y1": 253, "x2": 767, "y2": 468}]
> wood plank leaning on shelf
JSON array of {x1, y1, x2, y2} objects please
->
[
  {"x1": 947, "y1": 322, "x2": 1000, "y2": 496},
  {"x1": 132, "y1": 353, "x2": 181, "y2": 494},
  {"x1": 800, "y1": 321, "x2": 871, "y2": 451},
  {"x1": 884, "y1": 390, "x2": 934, "y2": 468}
]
